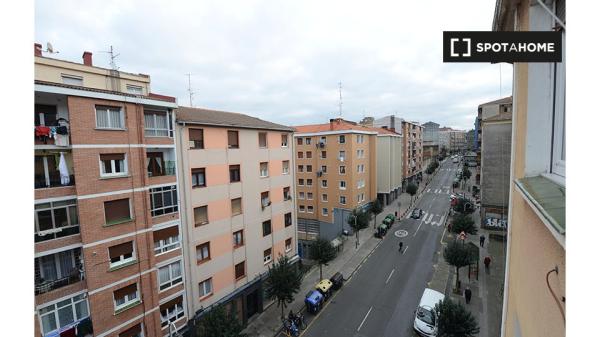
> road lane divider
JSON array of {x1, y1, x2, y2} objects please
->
[
  {"x1": 385, "y1": 269, "x2": 395, "y2": 284},
  {"x1": 357, "y1": 306, "x2": 373, "y2": 332}
]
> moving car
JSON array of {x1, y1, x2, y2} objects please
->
[
  {"x1": 411, "y1": 208, "x2": 423, "y2": 219},
  {"x1": 452, "y1": 157, "x2": 459, "y2": 163},
  {"x1": 413, "y1": 288, "x2": 445, "y2": 337}
]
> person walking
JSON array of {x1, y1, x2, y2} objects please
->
[
  {"x1": 398, "y1": 241, "x2": 404, "y2": 253},
  {"x1": 464, "y1": 286, "x2": 472, "y2": 304},
  {"x1": 480, "y1": 234, "x2": 485, "y2": 247},
  {"x1": 484, "y1": 256, "x2": 491, "y2": 270}
]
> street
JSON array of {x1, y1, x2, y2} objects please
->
[{"x1": 301, "y1": 159, "x2": 460, "y2": 337}]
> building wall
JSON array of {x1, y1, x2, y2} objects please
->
[
  {"x1": 481, "y1": 121, "x2": 512, "y2": 209},
  {"x1": 401, "y1": 122, "x2": 423, "y2": 180}
]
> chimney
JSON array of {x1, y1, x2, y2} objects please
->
[
  {"x1": 34, "y1": 43, "x2": 42, "y2": 57},
  {"x1": 82, "y1": 51, "x2": 93, "y2": 66}
]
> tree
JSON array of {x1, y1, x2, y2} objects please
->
[
  {"x1": 435, "y1": 297, "x2": 480, "y2": 337},
  {"x1": 309, "y1": 238, "x2": 337, "y2": 281},
  {"x1": 196, "y1": 304, "x2": 247, "y2": 337},
  {"x1": 443, "y1": 241, "x2": 476, "y2": 291},
  {"x1": 450, "y1": 214, "x2": 477, "y2": 235},
  {"x1": 406, "y1": 183, "x2": 418, "y2": 204},
  {"x1": 370, "y1": 199, "x2": 383, "y2": 229},
  {"x1": 264, "y1": 254, "x2": 302, "y2": 318},
  {"x1": 453, "y1": 198, "x2": 474, "y2": 214},
  {"x1": 461, "y1": 167, "x2": 472, "y2": 189},
  {"x1": 348, "y1": 207, "x2": 371, "y2": 246}
]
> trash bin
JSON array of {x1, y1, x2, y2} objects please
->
[
  {"x1": 305, "y1": 290, "x2": 324, "y2": 314},
  {"x1": 330, "y1": 272, "x2": 344, "y2": 290}
]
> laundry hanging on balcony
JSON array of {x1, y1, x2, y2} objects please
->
[{"x1": 58, "y1": 152, "x2": 70, "y2": 185}]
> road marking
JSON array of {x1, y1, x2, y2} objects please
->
[
  {"x1": 403, "y1": 245, "x2": 409, "y2": 254},
  {"x1": 385, "y1": 269, "x2": 395, "y2": 284},
  {"x1": 357, "y1": 306, "x2": 373, "y2": 332},
  {"x1": 394, "y1": 229, "x2": 408, "y2": 238}
]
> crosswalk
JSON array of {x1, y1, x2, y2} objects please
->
[
  {"x1": 425, "y1": 188, "x2": 451, "y2": 195},
  {"x1": 405, "y1": 211, "x2": 446, "y2": 227}
]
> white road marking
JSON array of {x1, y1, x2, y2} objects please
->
[
  {"x1": 357, "y1": 306, "x2": 373, "y2": 331},
  {"x1": 403, "y1": 246, "x2": 409, "y2": 254},
  {"x1": 385, "y1": 269, "x2": 395, "y2": 284}
]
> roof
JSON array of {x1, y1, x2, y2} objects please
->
[
  {"x1": 479, "y1": 96, "x2": 513, "y2": 107},
  {"x1": 176, "y1": 106, "x2": 294, "y2": 131},
  {"x1": 294, "y1": 118, "x2": 400, "y2": 136},
  {"x1": 35, "y1": 80, "x2": 176, "y2": 103},
  {"x1": 483, "y1": 111, "x2": 512, "y2": 122}
]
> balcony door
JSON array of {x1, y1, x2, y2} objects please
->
[
  {"x1": 147, "y1": 152, "x2": 165, "y2": 177},
  {"x1": 35, "y1": 155, "x2": 60, "y2": 188}
]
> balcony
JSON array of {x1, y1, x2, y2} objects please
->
[
  {"x1": 147, "y1": 148, "x2": 176, "y2": 177},
  {"x1": 35, "y1": 99, "x2": 71, "y2": 147},
  {"x1": 35, "y1": 247, "x2": 84, "y2": 295},
  {"x1": 35, "y1": 152, "x2": 75, "y2": 189},
  {"x1": 35, "y1": 198, "x2": 80, "y2": 243},
  {"x1": 35, "y1": 173, "x2": 75, "y2": 189}
]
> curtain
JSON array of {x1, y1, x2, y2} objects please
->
[{"x1": 96, "y1": 109, "x2": 108, "y2": 128}]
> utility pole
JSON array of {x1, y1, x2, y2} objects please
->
[{"x1": 186, "y1": 73, "x2": 194, "y2": 107}]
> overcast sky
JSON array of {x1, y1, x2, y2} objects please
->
[{"x1": 35, "y1": 0, "x2": 512, "y2": 130}]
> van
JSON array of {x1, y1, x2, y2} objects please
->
[{"x1": 413, "y1": 288, "x2": 445, "y2": 336}]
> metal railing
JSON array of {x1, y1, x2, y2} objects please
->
[
  {"x1": 35, "y1": 269, "x2": 84, "y2": 295},
  {"x1": 34, "y1": 174, "x2": 75, "y2": 189},
  {"x1": 148, "y1": 161, "x2": 176, "y2": 177},
  {"x1": 35, "y1": 225, "x2": 80, "y2": 243}
]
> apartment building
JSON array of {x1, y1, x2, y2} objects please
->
[
  {"x1": 174, "y1": 107, "x2": 297, "y2": 326},
  {"x1": 493, "y1": 1, "x2": 565, "y2": 336},
  {"x1": 34, "y1": 45, "x2": 187, "y2": 337},
  {"x1": 375, "y1": 129, "x2": 403, "y2": 206},
  {"x1": 293, "y1": 118, "x2": 377, "y2": 251},
  {"x1": 422, "y1": 122, "x2": 440, "y2": 168}
]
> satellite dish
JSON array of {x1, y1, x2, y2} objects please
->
[{"x1": 46, "y1": 42, "x2": 54, "y2": 53}]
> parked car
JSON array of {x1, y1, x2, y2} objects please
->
[
  {"x1": 413, "y1": 288, "x2": 445, "y2": 337},
  {"x1": 411, "y1": 208, "x2": 423, "y2": 219}
]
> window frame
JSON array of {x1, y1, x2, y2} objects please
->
[
  {"x1": 339, "y1": 181, "x2": 347, "y2": 190},
  {"x1": 127, "y1": 84, "x2": 144, "y2": 95},
  {"x1": 104, "y1": 198, "x2": 132, "y2": 225},
  {"x1": 95, "y1": 106, "x2": 125, "y2": 130},
  {"x1": 281, "y1": 134, "x2": 288, "y2": 147},
  {"x1": 339, "y1": 196, "x2": 347, "y2": 205},
  {"x1": 305, "y1": 137, "x2": 312, "y2": 145},
  {"x1": 61, "y1": 74, "x2": 83, "y2": 86},
  {"x1": 158, "y1": 260, "x2": 183, "y2": 291},
  {"x1": 154, "y1": 232, "x2": 180, "y2": 255},
  {"x1": 192, "y1": 168, "x2": 207, "y2": 188},
  {"x1": 285, "y1": 238, "x2": 293, "y2": 252},
  {"x1": 38, "y1": 293, "x2": 89, "y2": 336},
  {"x1": 285, "y1": 212, "x2": 292, "y2": 227},
  {"x1": 339, "y1": 166, "x2": 346, "y2": 175},
  {"x1": 262, "y1": 220, "x2": 272, "y2": 237},
  {"x1": 551, "y1": 30, "x2": 566, "y2": 178},
  {"x1": 108, "y1": 241, "x2": 136, "y2": 268},
  {"x1": 144, "y1": 110, "x2": 172, "y2": 137},
  {"x1": 263, "y1": 248, "x2": 273, "y2": 264},
  {"x1": 99, "y1": 153, "x2": 128, "y2": 178},
  {"x1": 189, "y1": 128, "x2": 204, "y2": 149},
  {"x1": 322, "y1": 207, "x2": 329, "y2": 216},
  {"x1": 229, "y1": 165, "x2": 241, "y2": 183},
  {"x1": 199, "y1": 278, "x2": 213, "y2": 299},
  {"x1": 282, "y1": 160, "x2": 290, "y2": 175},
  {"x1": 261, "y1": 191, "x2": 270, "y2": 208},
  {"x1": 149, "y1": 185, "x2": 178, "y2": 217},
  {"x1": 228, "y1": 130, "x2": 240, "y2": 149},
  {"x1": 258, "y1": 132, "x2": 268, "y2": 148},
  {"x1": 35, "y1": 199, "x2": 79, "y2": 242},
  {"x1": 194, "y1": 205, "x2": 209, "y2": 226},
  {"x1": 233, "y1": 230, "x2": 244, "y2": 247},
  {"x1": 321, "y1": 180, "x2": 328, "y2": 188},
  {"x1": 231, "y1": 197, "x2": 243, "y2": 216},
  {"x1": 235, "y1": 261, "x2": 246, "y2": 279},
  {"x1": 260, "y1": 162, "x2": 269, "y2": 178},
  {"x1": 113, "y1": 283, "x2": 140, "y2": 311},
  {"x1": 307, "y1": 205, "x2": 314, "y2": 213},
  {"x1": 160, "y1": 296, "x2": 185, "y2": 328},
  {"x1": 339, "y1": 135, "x2": 346, "y2": 144},
  {"x1": 196, "y1": 242, "x2": 211, "y2": 264}
]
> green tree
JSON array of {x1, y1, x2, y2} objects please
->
[
  {"x1": 264, "y1": 254, "x2": 302, "y2": 318},
  {"x1": 443, "y1": 241, "x2": 476, "y2": 291},
  {"x1": 406, "y1": 182, "x2": 418, "y2": 204},
  {"x1": 370, "y1": 199, "x2": 383, "y2": 229},
  {"x1": 450, "y1": 214, "x2": 477, "y2": 235},
  {"x1": 196, "y1": 304, "x2": 247, "y2": 337},
  {"x1": 453, "y1": 198, "x2": 474, "y2": 214},
  {"x1": 461, "y1": 167, "x2": 472, "y2": 189},
  {"x1": 309, "y1": 238, "x2": 337, "y2": 281},
  {"x1": 348, "y1": 207, "x2": 371, "y2": 246},
  {"x1": 435, "y1": 297, "x2": 480, "y2": 337}
]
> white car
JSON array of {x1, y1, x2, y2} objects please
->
[{"x1": 413, "y1": 288, "x2": 445, "y2": 337}]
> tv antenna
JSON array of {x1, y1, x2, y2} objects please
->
[
  {"x1": 338, "y1": 81, "x2": 343, "y2": 117},
  {"x1": 100, "y1": 45, "x2": 120, "y2": 70},
  {"x1": 43, "y1": 42, "x2": 59, "y2": 54},
  {"x1": 186, "y1": 73, "x2": 194, "y2": 107}
]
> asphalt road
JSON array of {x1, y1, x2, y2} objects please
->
[{"x1": 301, "y1": 159, "x2": 460, "y2": 337}]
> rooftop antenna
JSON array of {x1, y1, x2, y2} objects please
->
[
  {"x1": 186, "y1": 73, "x2": 194, "y2": 107},
  {"x1": 338, "y1": 81, "x2": 343, "y2": 117},
  {"x1": 100, "y1": 45, "x2": 120, "y2": 70},
  {"x1": 43, "y1": 42, "x2": 59, "y2": 54}
]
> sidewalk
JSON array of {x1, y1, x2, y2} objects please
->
[{"x1": 243, "y1": 171, "x2": 435, "y2": 337}]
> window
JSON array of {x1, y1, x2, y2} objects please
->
[
  {"x1": 339, "y1": 151, "x2": 346, "y2": 161},
  {"x1": 321, "y1": 165, "x2": 327, "y2": 173},
  {"x1": 307, "y1": 206, "x2": 314, "y2": 213},
  {"x1": 150, "y1": 185, "x2": 178, "y2": 216},
  {"x1": 307, "y1": 192, "x2": 313, "y2": 200},
  {"x1": 357, "y1": 180, "x2": 365, "y2": 188},
  {"x1": 322, "y1": 208, "x2": 329, "y2": 216},
  {"x1": 263, "y1": 248, "x2": 272, "y2": 264},
  {"x1": 299, "y1": 205, "x2": 305, "y2": 212},
  {"x1": 35, "y1": 104, "x2": 57, "y2": 127},
  {"x1": 228, "y1": 165, "x2": 240, "y2": 183},
  {"x1": 339, "y1": 166, "x2": 346, "y2": 174},
  {"x1": 196, "y1": 242, "x2": 210, "y2": 263},
  {"x1": 321, "y1": 151, "x2": 327, "y2": 159},
  {"x1": 189, "y1": 128, "x2": 204, "y2": 149},
  {"x1": 285, "y1": 212, "x2": 292, "y2": 227},
  {"x1": 192, "y1": 168, "x2": 206, "y2": 188},
  {"x1": 299, "y1": 178, "x2": 304, "y2": 186},
  {"x1": 281, "y1": 134, "x2": 288, "y2": 147},
  {"x1": 298, "y1": 192, "x2": 305, "y2": 199},
  {"x1": 100, "y1": 153, "x2": 127, "y2": 177},
  {"x1": 147, "y1": 152, "x2": 168, "y2": 177},
  {"x1": 96, "y1": 106, "x2": 124, "y2": 129},
  {"x1": 127, "y1": 85, "x2": 144, "y2": 95},
  {"x1": 552, "y1": 30, "x2": 566, "y2": 178},
  {"x1": 199, "y1": 278, "x2": 213, "y2": 298},
  {"x1": 260, "y1": 162, "x2": 269, "y2": 177},
  {"x1": 285, "y1": 238, "x2": 292, "y2": 252},
  {"x1": 119, "y1": 324, "x2": 142, "y2": 337},
  {"x1": 227, "y1": 130, "x2": 239, "y2": 149},
  {"x1": 298, "y1": 152, "x2": 304, "y2": 159},
  {"x1": 194, "y1": 206, "x2": 208, "y2": 226},
  {"x1": 262, "y1": 220, "x2": 272, "y2": 236},
  {"x1": 144, "y1": 110, "x2": 171, "y2": 137},
  {"x1": 259, "y1": 132, "x2": 268, "y2": 148},
  {"x1": 153, "y1": 226, "x2": 180, "y2": 255},
  {"x1": 233, "y1": 230, "x2": 244, "y2": 247},
  {"x1": 339, "y1": 135, "x2": 346, "y2": 143},
  {"x1": 306, "y1": 165, "x2": 313, "y2": 172},
  {"x1": 306, "y1": 151, "x2": 312, "y2": 159},
  {"x1": 283, "y1": 187, "x2": 291, "y2": 200},
  {"x1": 235, "y1": 261, "x2": 246, "y2": 279},
  {"x1": 339, "y1": 196, "x2": 347, "y2": 205},
  {"x1": 61, "y1": 74, "x2": 83, "y2": 86},
  {"x1": 339, "y1": 181, "x2": 346, "y2": 189},
  {"x1": 231, "y1": 198, "x2": 242, "y2": 216},
  {"x1": 35, "y1": 199, "x2": 79, "y2": 242},
  {"x1": 297, "y1": 138, "x2": 303, "y2": 145},
  {"x1": 104, "y1": 198, "x2": 131, "y2": 225},
  {"x1": 307, "y1": 179, "x2": 313, "y2": 186},
  {"x1": 158, "y1": 261, "x2": 182, "y2": 291},
  {"x1": 114, "y1": 283, "x2": 139, "y2": 311},
  {"x1": 357, "y1": 135, "x2": 365, "y2": 143},
  {"x1": 261, "y1": 191, "x2": 270, "y2": 208},
  {"x1": 35, "y1": 249, "x2": 81, "y2": 289},
  {"x1": 160, "y1": 296, "x2": 184, "y2": 327},
  {"x1": 320, "y1": 136, "x2": 327, "y2": 144},
  {"x1": 38, "y1": 294, "x2": 89, "y2": 335},
  {"x1": 109, "y1": 242, "x2": 135, "y2": 268},
  {"x1": 298, "y1": 165, "x2": 304, "y2": 173},
  {"x1": 322, "y1": 194, "x2": 328, "y2": 202},
  {"x1": 305, "y1": 137, "x2": 312, "y2": 145},
  {"x1": 281, "y1": 161, "x2": 290, "y2": 175},
  {"x1": 357, "y1": 164, "x2": 365, "y2": 173},
  {"x1": 321, "y1": 180, "x2": 328, "y2": 188}
]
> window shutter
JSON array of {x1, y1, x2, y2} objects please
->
[
  {"x1": 153, "y1": 226, "x2": 179, "y2": 242},
  {"x1": 119, "y1": 324, "x2": 141, "y2": 337},
  {"x1": 109, "y1": 242, "x2": 133, "y2": 259},
  {"x1": 105, "y1": 199, "x2": 131, "y2": 223},
  {"x1": 189, "y1": 128, "x2": 203, "y2": 140},
  {"x1": 100, "y1": 153, "x2": 125, "y2": 161},
  {"x1": 159, "y1": 296, "x2": 183, "y2": 312},
  {"x1": 113, "y1": 283, "x2": 137, "y2": 299}
]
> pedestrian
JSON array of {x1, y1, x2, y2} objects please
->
[
  {"x1": 398, "y1": 241, "x2": 404, "y2": 253},
  {"x1": 480, "y1": 234, "x2": 485, "y2": 247},
  {"x1": 464, "y1": 286, "x2": 472, "y2": 304},
  {"x1": 484, "y1": 256, "x2": 491, "y2": 269}
]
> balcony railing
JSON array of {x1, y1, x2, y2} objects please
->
[
  {"x1": 35, "y1": 174, "x2": 75, "y2": 189},
  {"x1": 148, "y1": 161, "x2": 176, "y2": 177},
  {"x1": 35, "y1": 269, "x2": 84, "y2": 295},
  {"x1": 35, "y1": 225, "x2": 80, "y2": 243}
]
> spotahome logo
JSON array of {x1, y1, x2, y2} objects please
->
[{"x1": 443, "y1": 31, "x2": 562, "y2": 63}]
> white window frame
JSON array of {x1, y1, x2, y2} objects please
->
[
  {"x1": 321, "y1": 180, "x2": 328, "y2": 188},
  {"x1": 233, "y1": 230, "x2": 244, "y2": 247},
  {"x1": 299, "y1": 205, "x2": 305, "y2": 212},
  {"x1": 339, "y1": 196, "x2": 346, "y2": 205},
  {"x1": 263, "y1": 249, "x2": 272, "y2": 264},
  {"x1": 282, "y1": 161, "x2": 290, "y2": 175},
  {"x1": 99, "y1": 154, "x2": 128, "y2": 178},
  {"x1": 299, "y1": 179, "x2": 304, "y2": 186},
  {"x1": 199, "y1": 278, "x2": 213, "y2": 298},
  {"x1": 38, "y1": 293, "x2": 89, "y2": 335},
  {"x1": 307, "y1": 192, "x2": 313, "y2": 200},
  {"x1": 305, "y1": 137, "x2": 312, "y2": 145},
  {"x1": 144, "y1": 110, "x2": 171, "y2": 137},
  {"x1": 339, "y1": 166, "x2": 346, "y2": 175},
  {"x1": 281, "y1": 134, "x2": 289, "y2": 147},
  {"x1": 95, "y1": 106, "x2": 125, "y2": 130},
  {"x1": 339, "y1": 135, "x2": 346, "y2": 144},
  {"x1": 339, "y1": 181, "x2": 346, "y2": 190},
  {"x1": 285, "y1": 238, "x2": 293, "y2": 252},
  {"x1": 322, "y1": 208, "x2": 329, "y2": 216},
  {"x1": 113, "y1": 284, "x2": 140, "y2": 311},
  {"x1": 307, "y1": 179, "x2": 313, "y2": 186},
  {"x1": 299, "y1": 192, "x2": 305, "y2": 199},
  {"x1": 61, "y1": 74, "x2": 83, "y2": 86},
  {"x1": 154, "y1": 233, "x2": 180, "y2": 255},
  {"x1": 339, "y1": 151, "x2": 346, "y2": 161},
  {"x1": 298, "y1": 165, "x2": 304, "y2": 173},
  {"x1": 321, "y1": 194, "x2": 328, "y2": 202},
  {"x1": 307, "y1": 206, "x2": 314, "y2": 213},
  {"x1": 109, "y1": 242, "x2": 136, "y2": 268},
  {"x1": 160, "y1": 297, "x2": 185, "y2": 327},
  {"x1": 158, "y1": 261, "x2": 183, "y2": 291},
  {"x1": 320, "y1": 136, "x2": 327, "y2": 144},
  {"x1": 551, "y1": 31, "x2": 565, "y2": 178},
  {"x1": 197, "y1": 243, "x2": 210, "y2": 262},
  {"x1": 260, "y1": 162, "x2": 269, "y2": 177},
  {"x1": 127, "y1": 84, "x2": 144, "y2": 95}
]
